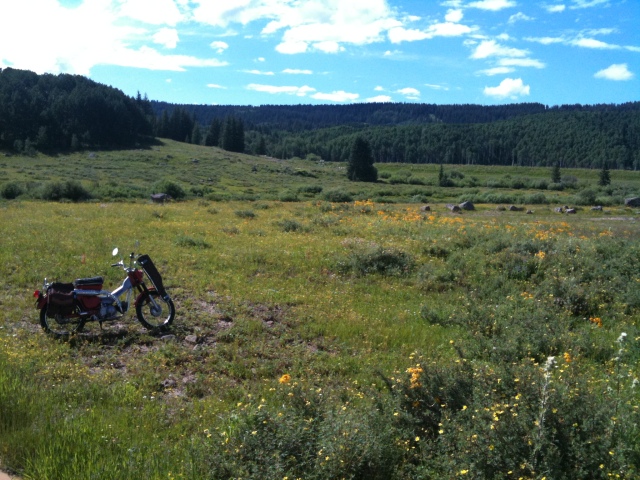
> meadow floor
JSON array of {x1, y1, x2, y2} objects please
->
[{"x1": 1, "y1": 199, "x2": 639, "y2": 479}]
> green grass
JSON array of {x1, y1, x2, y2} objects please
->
[{"x1": 1, "y1": 142, "x2": 640, "y2": 478}]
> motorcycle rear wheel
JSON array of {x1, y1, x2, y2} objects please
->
[
  {"x1": 136, "y1": 291, "x2": 175, "y2": 330},
  {"x1": 39, "y1": 305, "x2": 85, "y2": 338}
]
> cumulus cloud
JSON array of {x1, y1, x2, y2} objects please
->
[
  {"x1": 210, "y1": 41, "x2": 229, "y2": 53},
  {"x1": 544, "y1": 5, "x2": 566, "y2": 13},
  {"x1": 570, "y1": 37, "x2": 618, "y2": 49},
  {"x1": 508, "y1": 12, "x2": 534, "y2": 23},
  {"x1": 396, "y1": 87, "x2": 420, "y2": 100},
  {"x1": 153, "y1": 28, "x2": 179, "y2": 48},
  {"x1": 467, "y1": 0, "x2": 517, "y2": 11},
  {"x1": 282, "y1": 69, "x2": 313, "y2": 74},
  {"x1": 525, "y1": 36, "x2": 565, "y2": 45},
  {"x1": 594, "y1": 63, "x2": 634, "y2": 81},
  {"x1": 118, "y1": 0, "x2": 183, "y2": 26},
  {"x1": 445, "y1": 9, "x2": 464, "y2": 22},
  {"x1": 366, "y1": 95, "x2": 392, "y2": 102},
  {"x1": 243, "y1": 69, "x2": 275, "y2": 75},
  {"x1": 498, "y1": 58, "x2": 546, "y2": 68},
  {"x1": 470, "y1": 40, "x2": 529, "y2": 59},
  {"x1": 484, "y1": 78, "x2": 530, "y2": 99},
  {"x1": 477, "y1": 66, "x2": 515, "y2": 76},
  {"x1": 246, "y1": 83, "x2": 316, "y2": 96},
  {"x1": 311, "y1": 90, "x2": 359, "y2": 102}
]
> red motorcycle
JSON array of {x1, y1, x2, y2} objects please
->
[{"x1": 34, "y1": 248, "x2": 175, "y2": 337}]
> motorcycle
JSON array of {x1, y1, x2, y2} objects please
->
[{"x1": 34, "y1": 247, "x2": 176, "y2": 337}]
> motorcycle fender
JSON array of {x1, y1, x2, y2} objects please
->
[
  {"x1": 35, "y1": 293, "x2": 47, "y2": 309},
  {"x1": 135, "y1": 288, "x2": 157, "y2": 307}
]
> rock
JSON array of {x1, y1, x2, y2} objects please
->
[
  {"x1": 446, "y1": 204, "x2": 461, "y2": 212},
  {"x1": 565, "y1": 208, "x2": 577, "y2": 214},
  {"x1": 526, "y1": 209, "x2": 533, "y2": 214},
  {"x1": 625, "y1": 197, "x2": 640, "y2": 207},
  {"x1": 508, "y1": 205, "x2": 524, "y2": 211},
  {"x1": 554, "y1": 207, "x2": 564, "y2": 213},
  {"x1": 420, "y1": 205, "x2": 431, "y2": 212},
  {"x1": 160, "y1": 335, "x2": 176, "y2": 342},
  {"x1": 459, "y1": 201, "x2": 475, "y2": 211},
  {"x1": 591, "y1": 206, "x2": 603, "y2": 211},
  {"x1": 161, "y1": 378, "x2": 177, "y2": 389},
  {"x1": 496, "y1": 206, "x2": 506, "y2": 211},
  {"x1": 185, "y1": 334, "x2": 198, "y2": 344}
]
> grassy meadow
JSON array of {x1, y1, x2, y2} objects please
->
[{"x1": 1, "y1": 141, "x2": 640, "y2": 479}]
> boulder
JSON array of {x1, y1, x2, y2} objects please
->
[
  {"x1": 496, "y1": 206, "x2": 506, "y2": 211},
  {"x1": 526, "y1": 209, "x2": 533, "y2": 214},
  {"x1": 554, "y1": 207, "x2": 564, "y2": 213},
  {"x1": 420, "y1": 205, "x2": 431, "y2": 212},
  {"x1": 625, "y1": 197, "x2": 640, "y2": 207},
  {"x1": 446, "y1": 204, "x2": 461, "y2": 212},
  {"x1": 508, "y1": 205, "x2": 524, "y2": 211},
  {"x1": 565, "y1": 208, "x2": 577, "y2": 214},
  {"x1": 591, "y1": 206, "x2": 603, "y2": 211},
  {"x1": 459, "y1": 201, "x2": 475, "y2": 211}
]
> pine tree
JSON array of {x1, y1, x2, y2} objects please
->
[
  {"x1": 347, "y1": 137, "x2": 377, "y2": 182},
  {"x1": 551, "y1": 163, "x2": 561, "y2": 183},
  {"x1": 221, "y1": 116, "x2": 245, "y2": 153},
  {"x1": 205, "y1": 118, "x2": 222, "y2": 147},
  {"x1": 598, "y1": 161, "x2": 611, "y2": 186}
]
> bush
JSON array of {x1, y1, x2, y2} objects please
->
[
  {"x1": 174, "y1": 235, "x2": 211, "y2": 248},
  {"x1": 234, "y1": 210, "x2": 256, "y2": 219},
  {"x1": 298, "y1": 185, "x2": 323, "y2": 194},
  {"x1": 0, "y1": 182, "x2": 23, "y2": 199},
  {"x1": 337, "y1": 245, "x2": 414, "y2": 276},
  {"x1": 152, "y1": 179, "x2": 186, "y2": 200},
  {"x1": 40, "y1": 180, "x2": 92, "y2": 201},
  {"x1": 323, "y1": 189, "x2": 353, "y2": 203},
  {"x1": 279, "y1": 191, "x2": 299, "y2": 202},
  {"x1": 278, "y1": 219, "x2": 303, "y2": 232}
]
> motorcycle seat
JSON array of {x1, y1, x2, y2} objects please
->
[{"x1": 74, "y1": 276, "x2": 104, "y2": 286}]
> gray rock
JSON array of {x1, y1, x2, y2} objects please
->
[
  {"x1": 420, "y1": 205, "x2": 431, "y2": 212},
  {"x1": 625, "y1": 197, "x2": 640, "y2": 207},
  {"x1": 185, "y1": 334, "x2": 198, "y2": 344},
  {"x1": 591, "y1": 206, "x2": 603, "y2": 211},
  {"x1": 446, "y1": 204, "x2": 461, "y2": 212},
  {"x1": 459, "y1": 201, "x2": 475, "y2": 211},
  {"x1": 508, "y1": 205, "x2": 524, "y2": 211},
  {"x1": 565, "y1": 208, "x2": 577, "y2": 214},
  {"x1": 496, "y1": 206, "x2": 506, "y2": 211}
]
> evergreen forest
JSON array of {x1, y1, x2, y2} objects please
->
[{"x1": 1, "y1": 68, "x2": 639, "y2": 170}]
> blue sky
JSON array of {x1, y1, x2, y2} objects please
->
[{"x1": 1, "y1": 0, "x2": 638, "y2": 106}]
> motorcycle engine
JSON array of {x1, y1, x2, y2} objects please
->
[{"x1": 100, "y1": 299, "x2": 118, "y2": 319}]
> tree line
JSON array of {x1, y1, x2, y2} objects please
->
[{"x1": 0, "y1": 68, "x2": 152, "y2": 152}]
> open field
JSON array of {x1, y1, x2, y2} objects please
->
[{"x1": 1, "y1": 143, "x2": 640, "y2": 479}]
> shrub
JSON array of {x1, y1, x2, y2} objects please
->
[
  {"x1": 40, "y1": 180, "x2": 92, "y2": 201},
  {"x1": 174, "y1": 235, "x2": 211, "y2": 248},
  {"x1": 153, "y1": 179, "x2": 186, "y2": 200},
  {"x1": 234, "y1": 210, "x2": 256, "y2": 219},
  {"x1": 523, "y1": 192, "x2": 549, "y2": 204},
  {"x1": 337, "y1": 245, "x2": 414, "y2": 276},
  {"x1": 279, "y1": 191, "x2": 299, "y2": 202},
  {"x1": 323, "y1": 189, "x2": 353, "y2": 203},
  {"x1": 297, "y1": 185, "x2": 323, "y2": 194},
  {"x1": 277, "y1": 219, "x2": 303, "y2": 232},
  {"x1": 0, "y1": 182, "x2": 23, "y2": 199}
]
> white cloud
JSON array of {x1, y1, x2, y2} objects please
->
[
  {"x1": 311, "y1": 90, "x2": 359, "y2": 102},
  {"x1": 210, "y1": 41, "x2": 229, "y2": 53},
  {"x1": 484, "y1": 78, "x2": 530, "y2": 98},
  {"x1": 594, "y1": 63, "x2": 634, "y2": 81},
  {"x1": 282, "y1": 69, "x2": 313, "y2": 74},
  {"x1": 570, "y1": 37, "x2": 619, "y2": 49},
  {"x1": 153, "y1": 28, "x2": 179, "y2": 48},
  {"x1": 445, "y1": 9, "x2": 464, "y2": 23},
  {"x1": 477, "y1": 66, "x2": 515, "y2": 75},
  {"x1": 525, "y1": 36, "x2": 565, "y2": 44},
  {"x1": 374, "y1": 86, "x2": 385, "y2": 91},
  {"x1": 498, "y1": 58, "x2": 546, "y2": 68},
  {"x1": 425, "y1": 84, "x2": 449, "y2": 91},
  {"x1": 389, "y1": 21, "x2": 474, "y2": 44},
  {"x1": 470, "y1": 40, "x2": 529, "y2": 59},
  {"x1": 468, "y1": 0, "x2": 517, "y2": 11},
  {"x1": 570, "y1": 0, "x2": 609, "y2": 9},
  {"x1": 207, "y1": 83, "x2": 227, "y2": 89},
  {"x1": 396, "y1": 87, "x2": 420, "y2": 100},
  {"x1": 118, "y1": 0, "x2": 183, "y2": 26},
  {"x1": 508, "y1": 12, "x2": 534, "y2": 23},
  {"x1": 366, "y1": 95, "x2": 392, "y2": 102},
  {"x1": 243, "y1": 69, "x2": 275, "y2": 75},
  {"x1": 544, "y1": 4, "x2": 566, "y2": 13},
  {"x1": 247, "y1": 83, "x2": 316, "y2": 96}
]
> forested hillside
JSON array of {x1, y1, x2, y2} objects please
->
[
  {"x1": 154, "y1": 101, "x2": 640, "y2": 169},
  {"x1": 0, "y1": 68, "x2": 152, "y2": 152}
]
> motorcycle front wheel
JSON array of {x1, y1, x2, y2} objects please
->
[
  {"x1": 136, "y1": 291, "x2": 175, "y2": 330},
  {"x1": 39, "y1": 305, "x2": 85, "y2": 338}
]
